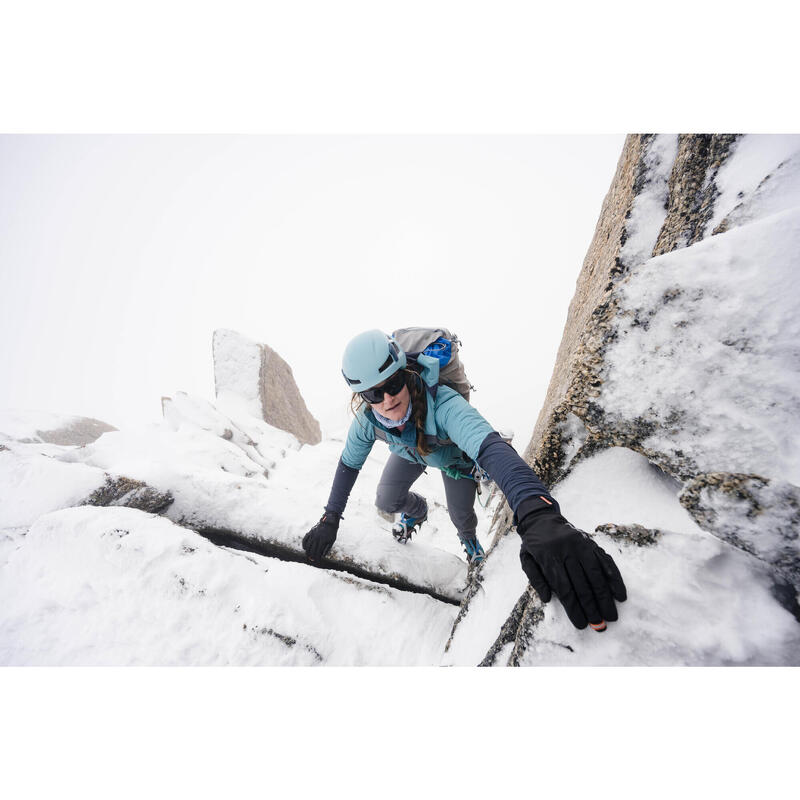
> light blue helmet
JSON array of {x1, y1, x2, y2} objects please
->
[{"x1": 341, "y1": 329, "x2": 407, "y2": 390}]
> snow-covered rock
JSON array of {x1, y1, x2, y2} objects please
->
[
  {"x1": 679, "y1": 472, "x2": 800, "y2": 588},
  {"x1": 462, "y1": 136, "x2": 800, "y2": 665},
  {"x1": 0, "y1": 409, "x2": 116, "y2": 446},
  {"x1": 513, "y1": 135, "x2": 800, "y2": 486},
  {"x1": 0, "y1": 440, "x2": 108, "y2": 529},
  {"x1": 212, "y1": 328, "x2": 321, "y2": 445},
  {"x1": 4, "y1": 400, "x2": 472, "y2": 604},
  {"x1": 0, "y1": 506, "x2": 456, "y2": 665},
  {"x1": 490, "y1": 134, "x2": 800, "y2": 600},
  {"x1": 449, "y1": 448, "x2": 800, "y2": 665}
]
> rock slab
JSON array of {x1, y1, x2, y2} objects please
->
[{"x1": 212, "y1": 329, "x2": 321, "y2": 446}]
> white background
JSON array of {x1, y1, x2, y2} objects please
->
[
  {"x1": 0, "y1": 134, "x2": 624, "y2": 446},
  {"x1": 1, "y1": 1, "x2": 798, "y2": 798}
]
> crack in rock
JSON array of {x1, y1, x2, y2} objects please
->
[
  {"x1": 443, "y1": 560, "x2": 488, "y2": 653},
  {"x1": 242, "y1": 623, "x2": 324, "y2": 663},
  {"x1": 478, "y1": 588, "x2": 532, "y2": 666},
  {"x1": 193, "y1": 525, "x2": 462, "y2": 607}
]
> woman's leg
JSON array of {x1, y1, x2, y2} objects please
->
[
  {"x1": 375, "y1": 452, "x2": 428, "y2": 519},
  {"x1": 440, "y1": 472, "x2": 478, "y2": 542}
]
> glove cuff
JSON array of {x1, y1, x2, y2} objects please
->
[
  {"x1": 321, "y1": 510, "x2": 342, "y2": 525},
  {"x1": 514, "y1": 495, "x2": 560, "y2": 530}
]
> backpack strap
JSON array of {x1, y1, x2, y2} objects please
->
[{"x1": 373, "y1": 427, "x2": 388, "y2": 444}]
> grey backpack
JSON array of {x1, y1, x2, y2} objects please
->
[{"x1": 392, "y1": 327, "x2": 474, "y2": 402}]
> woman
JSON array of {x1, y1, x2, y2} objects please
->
[{"x1": 302, "y1": 329, "x2": 627, "y2": 631}]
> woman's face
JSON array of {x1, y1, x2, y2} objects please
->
[{"x1": 370, "y1": 382, "x2": 410, "y2": 421}]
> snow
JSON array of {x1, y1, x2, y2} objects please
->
[
  {"x1": 602, "y1": 206, "x2": 800, "y2": 482},
  {"x1": 618, "y1": 134, "x2": 678, "y2": 269},
  {"x1": 446, "y1": 448, "x2": 800, "y2": 665},
  {"x1": 52, "y1": 412, "x2": 471, "y2": 601},
  {"x1": 721, "y1": 151, "x2": 800, "y2": 233},
  {"x1": 555, "y1": 447, "x2": 698, "y2": 534},
  {"x1": 440, "y1": 531, "x2": 527, "y2": 665},
  {"x1": 0, "y1": 443, "x2": 107, "y2": 529},
  {"x1": 690, "y1": 476, "x2": 800, "y2": 571},
  {"x1": 557, "y1": 411, "x2": 589, "y2": 472},
  {"x1": 0, "y1": 506, "x2": 455, "y2": 666},
  {"x1": 2, "y1": 395, "x2": 798, "y2": 664},
  {"x1": 212, "y1": 329, "x2": 264, "y2": 419},
  {"x1": 708, "y1": 134, "x2": 800, "y2": 234}
]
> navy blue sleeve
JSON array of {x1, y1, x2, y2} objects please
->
[
  {"x1": 476, "y1": 432, "x2": 560, "y2": 524},
  {"x1": 324, "y1": 457, "x2": 361, "y2": 516}
]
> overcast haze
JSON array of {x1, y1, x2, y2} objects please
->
[{"x1": 0, "y1": 135, "x2": 625, "y2": 447}]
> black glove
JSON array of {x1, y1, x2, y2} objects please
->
[
  {"x1": 302, "y1": 511, "x2": 340, "y2": 561},
  {"x1": 517, "y1": 500, "x2": 627, "y2": 630}
]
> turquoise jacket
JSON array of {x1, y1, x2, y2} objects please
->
[{"x1": 341, "y1": 353, "x2": 494, "y2": 477}]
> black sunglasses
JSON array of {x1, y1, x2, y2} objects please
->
[{"x1": 360, "y1": 371, "x2": 407, "y2": 404}]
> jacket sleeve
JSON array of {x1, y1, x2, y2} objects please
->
[
  {"x1": 341, "y1": 408, "x2": 377, "y2": 469},
  {"x1": 323, "y1": 412, "x2": 376, "y2": 516},
  {"x1": 435, "y1": 393, "x2": 555, "y2": 519},
  {"x1": 476, "y1": 432, "x2": 559, "y2": 522},
  {"x1": 325, "y1": 458, "x2": 361, "y2": 516}
]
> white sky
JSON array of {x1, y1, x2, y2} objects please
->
[{"x1": 0, "y1": 134, "x2": 625, "y2": 447}]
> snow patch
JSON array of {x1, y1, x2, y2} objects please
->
[
  {"x1": 0, "y1": 446, "x2": 107, "y2": 528},
  {"x1": 212, "y1": 329, "x2": 263, "y2": 418},
  {"x1": 618, "y1": 134, "x2": 678, "y2": 269},
  {"x1": 558, "y1": 411, "x2": 589, "y2": 470},
  {"x1": 527, "y1": 448, "x2": 800, "y2": 665},
  {"x1": 0, "y1": 506, "x2": 457, "y2": 666},
  {"x1": 708, "y1": 134, "x2": 800, "y2": 234},
  {"x1": 603, "y1": 207, "x2": 800, "y2": 482}
]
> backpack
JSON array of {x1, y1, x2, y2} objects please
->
[{"x1": 392, "y1": 327, "x2": 474, "y2": 401}]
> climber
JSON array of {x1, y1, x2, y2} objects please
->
[{"x1": 301, "y1": 329, "x2": 627, "y2": 631}]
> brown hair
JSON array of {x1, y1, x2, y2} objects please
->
[{"x1": 350, "y1": 368, "x2": 433, "y2": 456}]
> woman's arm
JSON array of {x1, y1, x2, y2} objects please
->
[
  {"x1": 435, "y1": 390, "x2": 554, "y2": 513},
  {"x1": 324, "y1": 411, "x2": 376, "y2": 514},
  {"x1": 303, "y1": 411, "x2": 377, "y2": 561},
  {"x1": 476, "y1": 432, "x2": 557, "y2": 517},
  {"x1": 437, "y1": 391, "x2": 626, "y2": 630}
]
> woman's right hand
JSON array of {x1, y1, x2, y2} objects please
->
[{"x1": 302, "y1": 511, "x2": 340, "y2": 561}]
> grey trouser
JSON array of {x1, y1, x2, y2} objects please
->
[{"x1": 375, "y1": 452, "x2": 478, "y2": 541}]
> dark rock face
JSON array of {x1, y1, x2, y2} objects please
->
[
  {"x1": 478, "y1": 586, "x2": 544, "y2": 667},
  {"x1": 81, "y1": 476, "x2": 174, "y2": 514},
  {"x1": 478, "y1": 588, "x2": 544, "y2": 667},
  {"x1": 653, "y1": 134, "x2": 739, "y2": 254},
  {"x1": 593, "y1": 523, "x2": 662, "y2": 547}
]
